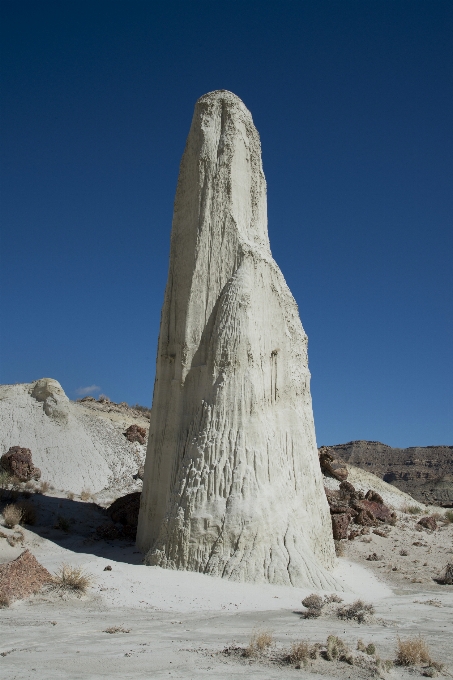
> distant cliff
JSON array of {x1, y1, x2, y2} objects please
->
[{"x1": 319, "y1": 441, "x2": 453, "y2": 507}]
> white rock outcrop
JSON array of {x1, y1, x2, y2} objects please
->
[
  {"x1": 0, "y1": 379, "x2": 147, "y2": 494},
  {"x1": 137, "y1": 90, "x2": 337, "y2": 588}
]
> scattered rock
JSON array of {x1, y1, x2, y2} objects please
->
[
  {"x1": 103, "y1": 565, "x2": 112, "y2": 571},
  {"x1": 123, "y1": 425, "x2": 147, "y2": 445},
  {"x1": 417, "y1": 516, "x2": 437, "y2": 531},
  {"x1": 319, "y1": 449, "x2": 348, "y2": 481},
  {"x1": 365, "y1": 490, "x2": 384, "y2": 504},
  {"x1": 366, "y1": 553, "x2": 383, "y2": 561},
  {"x1": 107, "y1": 492, "x2": 141, "y2": 528},
  {"x1": 0, "y1": 550, "x2": 52, "y2": 604},
  {"x1": 79, "y1": 396, "x2": 96, "y2": 402},
  {"x1": 0, "y1": 446, "x2": 41, "y2": 482}
]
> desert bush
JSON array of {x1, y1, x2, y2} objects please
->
[
  {"x1": 66, "y1": 491, "x2": 75, "y2": 500},
  {"x1": 3, "y1": 503, "x2": 23, "y2": 528},
  {"x1": 337, "y1": 599, "x2": 375, "y2": 623},
  {"x1": 17, "y1": 500, "x2": 36, "y2": 525},
  {"x1": 289, "y1": 640, "x2": 320, "y2": 663},
  {"x1": 104, "y1": 626, "x2": 130, "y2": 634},
  {"x1": 51, "y1": 564, "x2": 93, "y2": 593},
  {"x1": 244, "y1": 629, "x2": 273, "y2": 657},
  {"x1": 324, "y1": 593, "x2": 343, "y2": 604},
  {"x1": 399, "y1": 549, "x2": 408, "y2": 556},
  {"x1": 39, "y1": 481, "x2": 50, "y2": 494},
  {"x1": 404, "y1": 505, "x2": 423, "y2": 514},
  {"x1": 80, "y1": 488, "x2": 92, "y2": 501},
  {"x1": 396, "y1": 635, "x2": 430, "y2": 666},
  {"x1": 357, "y1": 639, "x2": 375, "y2": 655},
  {"x1": 302, "y1": 608, "x2": 321, "y2": 619},
  {"x1": 444, "y1": 509, "x2": 453, "y2": 524},
  {"x1": 302, "y1": 593, "x2": 324, "y2": 610},
  {"x1": 54, "y1": 516, "x2": 70, "y2": 532},
  {"x1": 325, "y1": 635, "x2": 354, "y2": 664}
]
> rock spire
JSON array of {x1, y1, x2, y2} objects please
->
[{"x1": 136, "y1": 90, "x2": 338, "y2": 587}]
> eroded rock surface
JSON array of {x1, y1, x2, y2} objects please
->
[{"x1": 137, "y1": 90, "x2": 337, "y2": 588}]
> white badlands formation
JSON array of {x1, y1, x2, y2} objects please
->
[
  {"x1": 0, "y1": 378, "x2": 146, "y2": 494},
  {"x1": 137, "y1": 90, "x2": 337, "y2": 588}
]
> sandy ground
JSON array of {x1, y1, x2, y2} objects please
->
[{"x1": 1, "y1": 493, "x2": 452, "y2": 679}]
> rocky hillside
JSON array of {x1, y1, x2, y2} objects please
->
[
  {"x1": 320, "y1": 440, "x2": 453, "y2": 506},
  {"x1": 0, "y1": 378, "x2": 148, "y2": 496}
]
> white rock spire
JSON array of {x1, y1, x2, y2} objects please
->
[{"x1": 136, "y1": 90, "x2": 338, "y2": 587}]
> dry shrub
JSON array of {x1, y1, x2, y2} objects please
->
[
  {"x1": 396, "y1": 635, "x2": 430, "y2": 666},
  {"x1": 3, "y1": 503, "x2": 23, "y2": 528},
  {"x1": 356, "y1": 639, "x2": 377, "y2": 655},
  {"x1": 80, "y1": 489, "x2": 92, "y2": 501},
  {"x1": 54, "y1": 516, "x2": 70, "y2": 532},
  {"x1": 39, "y1": 481, "x2": 50, "y2": 494},
  {"x1": 444, "y1": 509, "x2": 453, "y2": 524},
  {"x1": 302, "y1": 593, "x2": 324, "y2": 610},
  {"x1": 244, "y1": 629, "x2": 273, "y2": 657},
  {"x1": 17, "y1": 500, "x2": 36, "y2": 525},
  {"x1": 303, "y1": 608, "x2": 321, "y2": 619},
  {"x1": 51, "y1": 564, "x2": 94, "y2": 593},
  {"x1": 404, "y1": 505, "x2": 423, "y2": 515},
  {"x1": 290, "y1": 640, "x2": 320, "y2": 663},
  {"x1": 326, "y1": 635, "x2": 354, "y2": 664},
  {"x1": 24, "y1": 480, "x2": 35, "y2": 490},
  {"x1": 337, "y1": 599, "x2": 375, "y2": 623},
  {"x1": 66, "y1": 491, "x2": 75, "y2": 500},
  {"x1": 324, "y1": 593, "x2": 343, "y2": 604},
  {"x1": 104, "y1": 626, "x2": 130, "y2": 634}
]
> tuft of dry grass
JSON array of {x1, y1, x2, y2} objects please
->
[
  {"x1": 444, "y1": 509, "x2": 453, "y2": 524},
  {"x1": 51, "y1": 564, "x2": 94, "y2": 594},
  {"x1": 39, "y1": 481, "x2": 50, "y2": 494},
  {"x1": 289, "y1": 640, "x2": 320, "y2": 663},
  {"x1": 66, "y1": 491, "x2": 75, "y2": 500},
  {"x1": 17, "y1": 500, "x2": 36, "y2": 525},
  {"x1": 80, "y1": 488, "x2": 92, "y2": 501},
  {"x1": 244, "y1": 629, "x2": 274, "y2": 657},
  {"x1": 403, "y1": 505, "x2": 423, "y2": 515},
  {"x1": 396, "y1": 635, "x2": 431, "y2": 666},
  {"x1": 324, "y1": 593, "x2": 343, "y2": 604},
  {"x1": 104, "y1": 626, "x2": 130, "y2": 634},
  {"x1": 3, "y1": 503, "x2": 23, "y2": 528},
  {"x1": 337, "y1": 599, "x2": 375, "y2": 623}
]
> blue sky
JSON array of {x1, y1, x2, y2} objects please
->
[{"x1": 1, "y1": 1, "x2": 452, "y2": 447}]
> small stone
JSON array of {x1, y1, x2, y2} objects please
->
[{"x1": 104, "y1": 565, "x2": 112, "y2": 571}]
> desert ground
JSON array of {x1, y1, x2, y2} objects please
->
[{"x1": 1, "y1": 484, "x2": 452, "y2": 680}]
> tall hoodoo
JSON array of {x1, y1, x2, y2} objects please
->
[{"x1": 137, "y1": 90, "x2": 337, "y2": 587}]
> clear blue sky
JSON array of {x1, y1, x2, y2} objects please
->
[{"x1": 1, "y1": 1, "x2": 452, "y2": 448}]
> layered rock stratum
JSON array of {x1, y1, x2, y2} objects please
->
[
  {"x1": 136, "y1": 90, "x2": 337, "y2": 587},
  {"x1": 321, "y1": 441, "x2": 453, "y2": 506}
]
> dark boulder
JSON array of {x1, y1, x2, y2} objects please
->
[
  {"x1": 123, "y1": 424, "x2": 147, "y2": 445},
  {"x1": 417, "y1": 515, "x2": 437, "y2": 531},
  {"x1": 0, "y1": 446, "x2": 41, "y2": 482}
]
